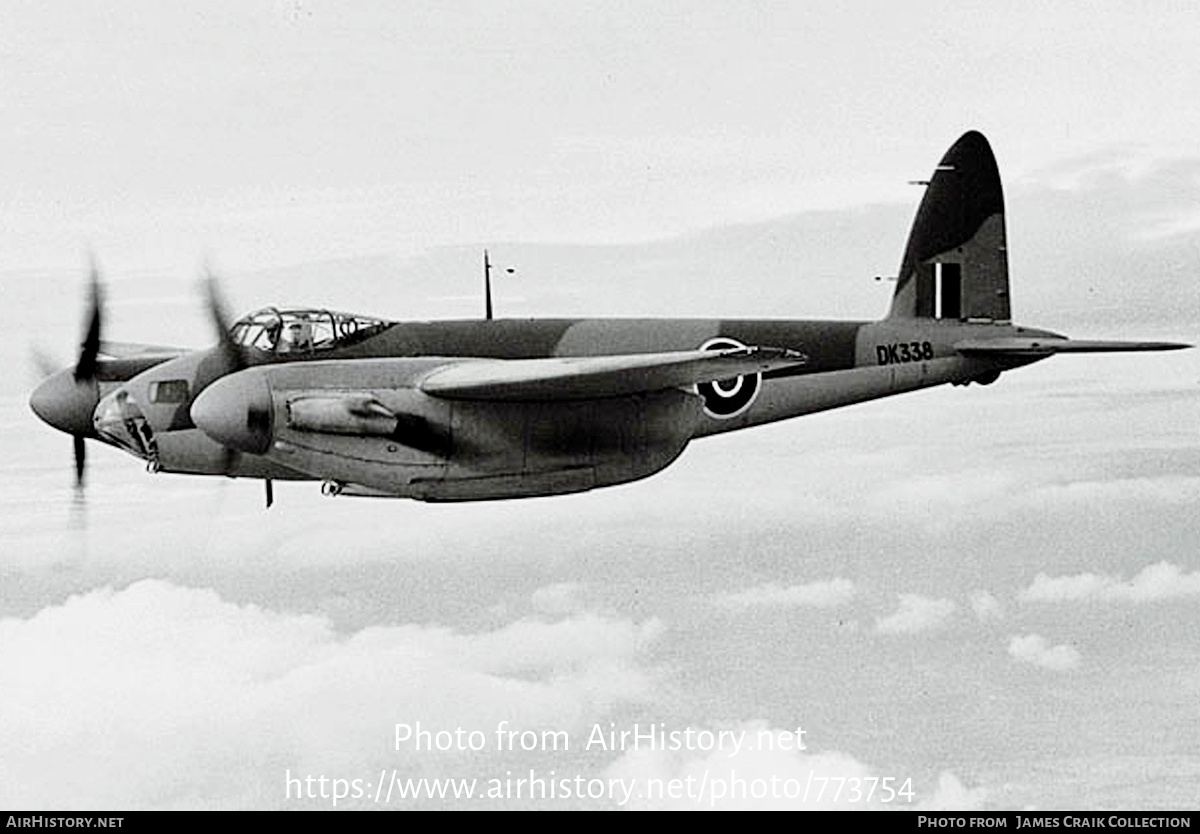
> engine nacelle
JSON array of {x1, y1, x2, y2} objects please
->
[{"x1": 194, "y1": 360, "x2": 705, "y2": 500}]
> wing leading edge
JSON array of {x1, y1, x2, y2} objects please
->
[
  {"x1": 98, "y1": 340, "x2": 189, "y2": 360},
  {"x1": 419, "y1": 346, "x2": 807, "y2": 402}
]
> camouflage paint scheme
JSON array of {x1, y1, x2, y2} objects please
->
[{"x1": 29, "y1": 132, "x2": 1185, "y2": 502}]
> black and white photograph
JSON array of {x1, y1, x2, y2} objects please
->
[{"x1": 2, "y1": 1, "x2": 1198, "y2": 814}]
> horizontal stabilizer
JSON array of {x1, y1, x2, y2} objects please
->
[
  {"x1": 955, "y1": 337, "x2": 1191, "y2": 357},
  {"x1": 420, "y1": 346, "x2": 807, "y2": 401}
]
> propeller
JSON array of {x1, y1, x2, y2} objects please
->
[
  {"x1": 26, "y1": 258, "x2": 111, "y2": 494},
  {"x1": 200, "y1": 268, "x2": 241, "y2": 476},
  {"x1": 22, "y1": 260, "x2": 103, "y2": 493},
  {"x1": 74, "y1": 260, "x2": 103, "y2": 383},
  {"x1": 202, "y1": 265, "x2": 246, "y2": 375},
  {"x1": 71, "y1": 262, "x2": 104, "y2": 489},
  {"x1": 199, "y1": 267, "x2": 273, "y2": 507},
  {"x1": 29, "y1": 333, "x2": 93, "y2": 530},
  {"x1": 73, "y1": 434, "x2": 87, "y2": 487}
]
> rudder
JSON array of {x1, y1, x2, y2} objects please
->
[{"x1": 888, "y1": 131, "x2": 1011, "y2": 322}]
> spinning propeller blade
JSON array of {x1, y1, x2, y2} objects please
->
[
  {"x1": 200, "y1": 268, "x2": 256, "y2": 486},
  {"x1": 69, "y1": 259, "x2": 105, "y2": 489},
  {"x1": 202, "y1": 267, "x2": 246, "y2": 374},
  {"x1": 74, "y1": 258, "x2": 104, "y2": 383},
  {"x1": 73, "y1": 434, "x2": 87, "y2": 490}
]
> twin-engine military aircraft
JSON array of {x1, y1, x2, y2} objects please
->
[{"x1": 29, "y1": 132, "x2": 1189, "y2": 505}]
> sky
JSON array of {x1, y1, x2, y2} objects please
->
[
  {"x1": 3, "y1": 1, "x2": 1200, "y2": 269},
  {"x1": 2, "y1": 0, "x2": 1199, "y2": 811}
]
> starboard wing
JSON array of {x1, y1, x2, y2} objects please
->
[
  {"x1": 419, "y1": 346, "x2": 807, "y2": 401},
  {"x1": 98, "y1": 340, "x2": 189, "y2": 360}
]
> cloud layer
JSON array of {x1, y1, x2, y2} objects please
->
[
  {"x1": 875, "y1": 594, "x2": 957, "y2": 635},
  {"x1": 1008, "y1": 634, "x2": 1081, "y2": 672},
  {"x1": 712, "y1": 579, "x2": 856, "y2": 609},
  {"x1": 969, "y1": 591, "x2": 1004, "y2": 622},
  {"x1": 0, "y1": 580, "x2": 661, "y2": 809},
  {"x1": 604, "y1": 721, "x2": 986, "y2": 811},
  {"x1": 1020, "y1": 562, "x2": 1200, "y2": 603}
]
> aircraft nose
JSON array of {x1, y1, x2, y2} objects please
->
[
  {"x1": 29, "y1": 370, "x2": 100, "y2": 436},
  {"x1": 190, "y1": 371, "x2": 274, "y2": 455}
]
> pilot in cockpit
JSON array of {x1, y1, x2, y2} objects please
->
[{"x1": 279, "y1": 320, "x2": 314, "y2": 353}]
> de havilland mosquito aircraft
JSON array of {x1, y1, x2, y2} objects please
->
[{"x1": 29, "y1": 132, "x2": 1189, "y2": 505}]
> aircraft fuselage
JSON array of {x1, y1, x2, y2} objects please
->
[{"x1": 84, "y1": 316, "x2": 1052, "y2": 501}]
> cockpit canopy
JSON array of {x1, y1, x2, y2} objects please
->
[{"x1": 229, "y1": 307, "x2": 393, "y2": 355}]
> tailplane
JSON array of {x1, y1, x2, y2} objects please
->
[{"x1": 888, "y1": 131, "x2": 1010, "y2": 322}]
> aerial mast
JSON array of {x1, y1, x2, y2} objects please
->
[
  {"x1": 483, "y1": 249, "x2": 494, "y2": 321},
  {"x1": 482, "y1": 249, "x2": 514, "y2": 320}
]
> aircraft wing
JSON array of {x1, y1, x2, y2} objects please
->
[
  {"x1": 955, "y1": 337, "x2": 1191, "y2": 358},
  {"x1": 99, "y1": 340, "x2": 189, "y2": 360},
  {"x1": 419, "y1": 346, "x2": 807, "y2": 401}
]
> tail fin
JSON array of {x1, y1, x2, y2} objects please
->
[{"x1": 888, "y1": 131, "x2": 1010, "y2": 322}]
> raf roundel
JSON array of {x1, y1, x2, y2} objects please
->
[{"x1": 697, "y1": 337, "x2": 761, "y2": 419}]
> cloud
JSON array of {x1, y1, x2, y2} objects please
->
[
  {"x1": 1008, "y1": 634, "x2": 1081, "y2": 671},
  {"x1": 0, "y1": 580, "x2": 662, "y2": 810},
  {"x1": 604, "y1": 721, "x2": 985, "y2": 810},
  {"x1": 0, "y1": 581, "x2": 994, "y2": 811},
  {"x1": 915, "y1": 772, "x2": 988, "y2": 812},
  {"x1": 1019, "y1": 561, "x2": 1200, "y2": 603},
  {"x1": 712, "y1": 579, "x2": 856, "y2": 609},
  {"x1": 531, "y1": 582, "x2": 588, "y2": 615},
  {"x1": 875, "y1": 594, "x2": 956, "y2": 634},
  {"x1": 968, "y1": 591, "x2": 1004, "y2": 622}
]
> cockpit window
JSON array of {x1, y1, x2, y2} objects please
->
[
  {"x1": 149, "y1": 380, "x2": 190, "y2": 404},
  {"x1": 229, "y1": 308, "x2": 392, "y2": 354}
]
